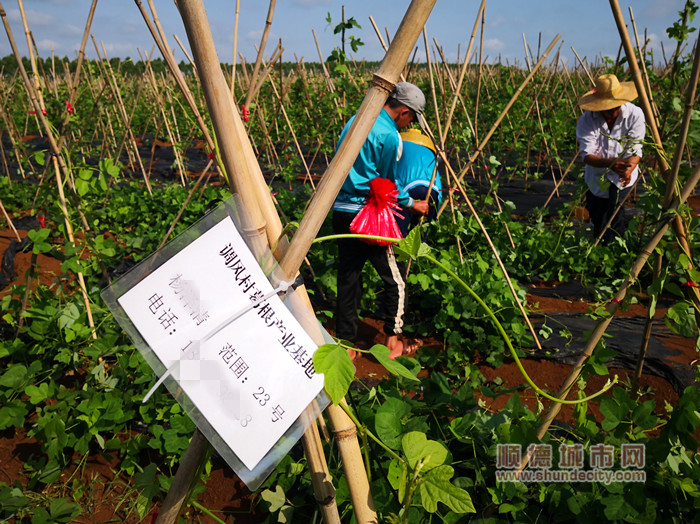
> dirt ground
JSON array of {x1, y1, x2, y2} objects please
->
[{"x1": 1, "y1": 203, "x2": 699, "y2": 522}]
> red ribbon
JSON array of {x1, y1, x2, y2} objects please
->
[
  {"x1": 241, "y1": 104, "x2": 250, "y2": 122},
  {"x1": 65, "y1": 100, "x2": 74, "y2": 114},
  {"x1": 610, "y1": 298, "x2": 621, "y2": 305}
]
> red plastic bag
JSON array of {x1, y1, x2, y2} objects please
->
[{"x1": 350, "y1": 178, "x2": 403, "y2": 245}]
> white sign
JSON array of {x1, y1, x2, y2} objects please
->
[{"x1": 117, "y1": 216, "x2": 324, "y2": 470}]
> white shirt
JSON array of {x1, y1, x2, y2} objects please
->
[{"x1": 576, "y1": 103, "x2": 645, "y2": 198}]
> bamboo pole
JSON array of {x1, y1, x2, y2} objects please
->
[
  {"x1": 243, "y1": 0, "x2": 276, "y2": 111},
  {"x1": 0, "y1": 198, "x2": 21, "y2": 242},
  {"x1": 666, "y1": 38, "x2": 700, "y2": 205},
  {"x1": 16, "y1": 0, "x2": 45, "y2": 113},
  {"x1": 134, "y1": 0, "x2": 216, "y2": 155},
  {"x1": 628, "y1": 7, "x2": 660, "y2": 125},
  {"x1": 51, "y1": 155, "x2": 97, "y2": 340},
  {"x1": 443, "y1": 34, "x2": 562, "y2": 202},
  {"x1": 571, "y1": 46, "x2": 594, "y2": 86},
  {"x1": 93, "y1": 37, "x2": 153, "y2": 194},
  {"x1": 609, "y1": 0, "x2": 666, "y2": 172},
  {"x1": 609, "y1": 0, "x2": 700, "y2": 324},
  {"x1": 525, "y1": 160, "x2": 700, "y2": 454},
  {"x1": 0, "y1": 2, "x2": 90, "y2": 230},
  {"x1": 230, "y1": 0, "x2": 240, "y2": 97},
  {"x1": 154, "y1": 429, "x2": 210, "y2": 524},
  {"x1": 259, "y1": 52, "x2": 316, "y2": 190},
  {"x1": 158, "y1": 3, "x2": 344, "y2": 523}
]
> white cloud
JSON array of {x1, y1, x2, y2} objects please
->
[
  {"x1": 483, "y1": 38, "x2": 505, "y2": 52},
  {"x1": 19, "y1": 9, "x2": 56, "y2": 27}
]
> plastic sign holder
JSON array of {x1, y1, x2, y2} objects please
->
[{"x1": 102, "y1": 196, "x2": 330, "y2": 489}]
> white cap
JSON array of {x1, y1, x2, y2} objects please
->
[{"x1": 389, "y1": 82, "x2": 426, "y2": 116}]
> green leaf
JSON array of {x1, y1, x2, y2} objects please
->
[
  {"x1": 375, "y1": 397, "x2": 412, "y2": 449},
  {"x1": 0, "y1": 400, "x2": 29, "y2": 429},
  {"x1": 602, "y1": 494, "x2": 633, "y2": 520},
  {"x1": 33, "y1": 150, "x2": 46, "y2": 166},
  {"x1": 419, "y1": 465, "x2": 475, "y2": 514},
  {"x1": 47, "y1": 497, "x2": 82, "y2": 522},
  {"x1": 0, "y1": 364, "x2": 28, "y2": 388},
  {"x1": 261, "y1": 485, "x2": 286, "y2": 512},
  {"x1": 134, "y1": 463, "x2": 159, "y2": 518},
  {"x1": 369, "y1": 345, "x2": 420, "y2": 382},
  {"x1": 25, "y1": 382, "x2": 50, "y2": 404},
  {"x1": 313, "y1": 343, "x2": 355, "y2": 404},
  {"x1": 599, "y1": 396, "x2": 621, "y2": 431},
  {"x1": 402, "y1": 431, "x2": 448, "y2": 472},
  {"x1": 58, "y1": 303, "x2": 80, "y2": 331},
  {"x1": 396, "y1": 227, "x2": 431, "y2": 261},
  {"x1": 27, "y1": 228, "x2": 52, "y2": 254},
  {"x1": 632, "y1": 400, "x2": 658, "y2": 429}
]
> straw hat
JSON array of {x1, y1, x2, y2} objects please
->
[
  {"x1": 400, "y1": 128, "x2": 436, "y2": 153},
  {"x1": 578, "y1": 74, "x2": 638, "y2": 111}
]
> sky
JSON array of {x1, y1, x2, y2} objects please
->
[{"x1": 0, "y1": 0, "x2": 691, "y2": 69}]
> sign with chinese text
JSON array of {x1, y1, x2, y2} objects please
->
[{"x1": 113, "y1": 214, "x2": 325, "y2": 472}]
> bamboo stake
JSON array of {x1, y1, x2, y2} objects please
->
[
  {"x1": 666, "y1": 38, "x2": 700, "y2": 205},
  {"x1": 525, "y1": 161, "x2": 700, "y2": 457},
  {"x1": 609, "y1": 0, "x2": 700, "y2": 323},
  {"x1": 56, "y1": 0, "x2": 98, "y2": 148},
  {"x1": 16, "y1": 0, "x2": 45, "y2": 113},
  {"x1": 145, "y1": 64, "x2": 186, "y2": 186},
  {"x1": 93, "y1": 37, "x2": 153, "y2": 194},
  {"x1": 0, "y1": 132, "x2": 11, "y2": 185},
  {"x1": 0, "y1": 198, "x2": 21, "y2": 241},
  {"x1": 230, "y1": 0, "x2": 240, "y2": 97},
  {"x1": 436, "y1": 0, "x2": 486, "y2": 141},
  {"x1": 243, "y1": 0, "x2": 276, "y2": 111},
  {"x1": 430, "y1": 38, "x2": 476, "y2": 140},
  {"x1": 443, "y1": 34, "x2": 561, "y2": 201},
  {"x1": 312, "y1": 29, "x2": 335, "y2": 93},
  {"x1": 609, "y1": 0, "x2": 666, "y2": 172},
  {"x1": 259, "y1": 52, "x2": 316, "y2": 190},
  {"x1": 51, "y1": 155, "x2": 97, "y2": 340},
  {"x1": 570, "y1": 46, "x2": 595, "y2": 86},
  {"x1": 474, "y1": 6, "x2": 485, "y2": 145},
  {"x1": 173, "y1": 33, "x2": 197, "y2": 74},
  {"x1": 0, "y1": 2, "x2": 89, "y2": 231},
  {"x1": 539, "y1": 151, "x2": 580, "y2": 212},
  {"x1": 157, "y1": 160, "x2": 213, "y2": 251},
  {"x1": 134, "y1": 0, "x2": 216, "y2": 155},
  {"x1": 628, "y1": 7, "x2": 660, "y2": 125},
  {"x1": 634, "y1": 254, "x2": 662, "y2": 390},
  {"x1": 160, "y1": 3, "x2": 344, "y2": 523}
]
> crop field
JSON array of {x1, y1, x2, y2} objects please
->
[{"x1": 1, "y1": 1, "x2": 700, "y2": 523}]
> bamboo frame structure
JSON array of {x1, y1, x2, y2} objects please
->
[{"x1": 154, "y1": 2, "x2": 438, "y2": 522}]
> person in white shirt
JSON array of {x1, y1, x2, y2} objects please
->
[{"x1": 576, "y1": 74, "x2": 646, "y2": 244}]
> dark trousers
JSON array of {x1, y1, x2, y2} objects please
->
[
  {"x1": 585, "y1": 185, "x2": 631, "y2": 244},
  {"x1": 333, "y1": 211, "x2": 406, "y2": 341}
]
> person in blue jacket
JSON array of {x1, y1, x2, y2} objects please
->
[
  {"x1": 332, "y1": 82, "x2": 428, "y2": 360},
  {"x1": 394, "y1": 128, "x2": 442, "y2": 237}
]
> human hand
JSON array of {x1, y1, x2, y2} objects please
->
[
  {"x1": 411, "y1": 200, "x2": 430, "y2": 216},
  {"x1": 612, "y1": 159, "x2": 635, "y2": 185}
]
